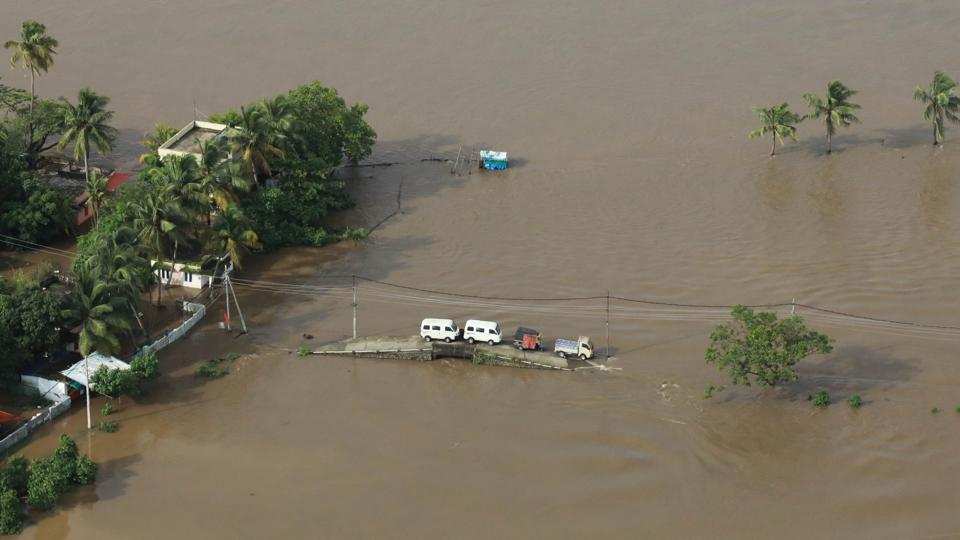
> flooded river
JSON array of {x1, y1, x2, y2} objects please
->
[{"x1": 5, "y1": 0, "x2": 960, "y2": 537}]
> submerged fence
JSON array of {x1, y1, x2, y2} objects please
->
[
  {"x1": 0, "y1": 396, "x2": 72, "y2": 454},
  {"x1": 133, "y1": 301, "x2": 207, "y2": 358}
]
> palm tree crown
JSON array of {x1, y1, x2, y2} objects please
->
[
  {"x1": 4, "y1": 20, "x2": 58, "y2": 145},
  {"x1": 803, "y1": 81, "x2": 860, "y2": 154},
  {"x1": 211, "y1": 205, "x2": 261, "y2": 269},
  {"x1": 227, "y1": 105, "x2": 284, "y2": 184},
  {"x1": 62, "y1": 264, "x2": 133, "y2": 357},
  {"x1": 748, "y1": 103, "x2": 801, "y2": 156},
  {"x1": 914, "y1": 71, "x2": 960, "y2": 146},
  {"x1": 85, "y1": 170, "x2": 109, "y2": 224},
  {"x1": 59, "y1": 88, "x2": 118, "y2": 182}
]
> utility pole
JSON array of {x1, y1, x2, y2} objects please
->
[
  {"x1": 791, "y1": 298, "x2": 797, "y2": 315},
  {"x1": 223, "y1": 268, "x2": 232, "y2": 331},
  {"x1": 83, "y1": 355, "x2": 91, "y2": 430},
  {"x1": 352, "y1": 275, "x2": 358, "y2": 339},
  {"x1": 605, "y1": 291, "x2": 611, "y2": 360},
  {"x1": 227, "y1": 274, "x2": 248, "y2": 334}
]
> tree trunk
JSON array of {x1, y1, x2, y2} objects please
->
[
  {"x1": 770, "y1": 134, "x2": 777, "y2": 156},
  {"x1": 156, "y1": 236, "x2": 164, "y2": 307},
  {"x1": 826, "y1": 131, "x2": 832, "y2": 154},
  {"x1": 83, "y1": 148, "x2": 90, "y2": 183},
  {"x1": 26, "y1": 70, "x2": 35, "y2": 151}
]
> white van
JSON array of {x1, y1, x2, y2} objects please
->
[
  {"x1": 463, "y1": 320, "x2": 502, "y2": 345},
  {"x1": 420, "y1": 318, "x2": 461, "y2": 342}
]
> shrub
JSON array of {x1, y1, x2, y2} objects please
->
[
  {"x1": 931, "y1": 407, "x2": 940, "y2": 414},
  {"x1": 73, "y1": 456, "x2": 97, "y2": 486},
  {"x1": 0, "y1": 488, "x2": 23, "y2": 535},
  {"x1": 812, "y1": 390, "x2": 831, "y2": 408},
  {"x1": 0, "y1": 456, "x2": 30, "y2": 496},
  {"x1": 339, "y1": 227, "x2": 370, "y2": 244},
  {"x1": 130, "y1": 350, "x2": 160, "y2": 381},
  {"x1": 847, "y1": 395, "x2": 863, "y2": 409},
  {"x1": 90, "y1": 365, "x2": 141, "y2": 398},
  {"x1": 26, "y1": 457, "x2": 68, "y2": 510},
  {"x1": 703, "y1": 384, "x2": 725, "y2": 399},
  {"x1": 196, "y1": 360, "x2": 228, "y2": 379},
  {"x1": 100, "y1": 401, "x2": 115, "y2": 416},
  {"x1": 297, "y1": 345, "x2": 311, "y2": 357},
  {"x1": 98, "y1": 420, "x2": 119, "y2": 433}
]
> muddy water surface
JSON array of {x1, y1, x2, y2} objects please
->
[{"x1": 4, "y1": 1, "x2": 960, "y2": 538}]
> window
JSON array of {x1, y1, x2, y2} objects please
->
[
  {"x1": 466, "y1": 326, "x2": 474, "y2": 332},
  {"x1": 422, "y1": 325, "x2": 430, "y2": 330},
  {"x1": 444, "y1": 326, "x2": 453, "y2": 332},
  {"x1": 477, "y1": 328, "x2": 485, "y2": 333},
  {"x1": 159, "y1": 269, "x2": 171, "y2": 280},
  {"x1": 184, "y1": 272, "x2": 194, "y2": 282},
  {"x1": 432, "y1": 326, "x2": 440, "y2": 331}
]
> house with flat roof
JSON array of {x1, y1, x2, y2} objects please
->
[{"x1": 157, "y1": 120, "x2": 229, "y2": 160}]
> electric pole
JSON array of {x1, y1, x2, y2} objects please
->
[
  {"x1": 352, "y1": 275, "x2": 358, "y2": 339},
  {"x1": 83, "y1": 355, "x2": 91, "y2": 429},
  {"x1": 227, "y1": 274, "x2": 247, "y2": 334},
  {"x1": 605, "y1": 291, "x2": 611, "y2": 360}
]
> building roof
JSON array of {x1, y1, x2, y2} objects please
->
[
  {"x1": 74, "y1": 171, "x2": 134, "y2": 226},
  {"x1": 158, "y1": 120, "x2": 228, "y2": 159},
  {"x1": 60, "y1": 352, "x2": 130, "y2": 390}
]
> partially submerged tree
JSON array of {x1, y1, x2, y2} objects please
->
[
  {"x1": 914, "y1": 71, "x2": 960, "y2": 146},
  {"x1": 138, "y1": 122, "x2": 177, "y2": 164},
  {"x1": 58, "y1": 88, "x2": 118, "y2": 182},
  {"x1": 705, "y1": 305, "x2": 833, "y2": 392},
  {"x1": 61, "y1": 265, "x2": 133, "y2": 357},
  {"x1": 803, "y1": 81, "x2": 861, "y2": 154},
  {"x1": 4, "y1": 20, "x2": 58, "y2": 147},
  {"x1": 748, "y1": 103, "x2": 801, "y2": 156}
]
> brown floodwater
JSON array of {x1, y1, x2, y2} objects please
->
[{"x1": 4, "y1": 1, "x2": 960, "y2": 538}]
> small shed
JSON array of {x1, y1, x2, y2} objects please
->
[
  {"x1": 479, "y1": 150, "x2": 508, "y2": 171},
  {"x1": 60, "y1": 353, "x2": 130, "y2": 390}
]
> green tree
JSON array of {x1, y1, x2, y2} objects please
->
[
  {"x1": 802, "y1": 81, "x2": 861, "y2": 154},
  {"x1": 0, "y1": 488, "x2": 22, "y2": 534},
  {"x1": 705, "y1": 305, "x2": 833, "y2": 390},
  {"x1": 0, "y1": 456, "x2": 30, "y2": 496},
  {"x1": 58, "y1": 88, "x2": 118, "y2": 183},
  {"x1": 129, "y1": 350, "x2": 159, "y2": 381},
  {"x1": 196, "y1": 139, "x2": 250, "y2": 216},
  {"x1": 227, "y1": 105, "x2": 284, "y2": 184},
  {"x1": 84, "y1": 169, "x2": 109, "y2": 225},
  {"x1": 748, "y1": 103, "x2": 801, "y2": 156},
  {"x1": 209, "y1": 205, "x2": 261, "y2": 268},
  {"x1": 914, "y1": 71, "x2": 960, "y2": 146},
  {"x1": 4, "y1": 20, "x2": 58, "y2": 147},
  {"x1": 138, "y1": 122, "x2": 177, "y2": 164},
  {"x1": 61, "y1": 265, "x2": 133, "y2": 356},
  {"x1": 89, "y1": 365, "x2": 140, "y2": 399},
  {"x1": 129, "y1": 182, "x2": 186, "y2": 306},
  {"x1": 26, "y1": 457, "x2": 67, "y2": 510}
]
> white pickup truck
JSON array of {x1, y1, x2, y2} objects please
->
[{"x1": 553, "y1": 336, "x2": 594, "y2": 360}]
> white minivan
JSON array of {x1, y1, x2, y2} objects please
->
[
  {"x1": 420, "y1": 318, "x2": 461, "y2": 342},
  {"x1": 463, "y1": 320, "x2": 502, "y2": 345}
]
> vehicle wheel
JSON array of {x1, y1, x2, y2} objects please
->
[
  {"x1": 467, "y1": 337, "x2": 475, "y2": 344},
  {"x1": 579, "y1": 354, "x2": 586, "y2": 361},
  {"x1": 557, "y1": 352, "x2": 566, "y2": 359},
  {"x1": 444, "y1": 337, "x2": 452, "y2": 343},
  {"x1": 488, "y1": 340, "x2": 495, "y2": 346},
  {"x1": 424, "y1": 336, "x2": 431, "y2": 342}
]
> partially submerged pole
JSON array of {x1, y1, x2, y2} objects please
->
[
  {"x1": 605, "y1": 291, "x2": 611, "y2": 360},
  {"x1": 352, "y1": 275, "x2": 358, "y2": 339},
  {"x1": 83, "y1": 355, "x2": 91, "y2": 430},
  {"x1": 228, "y1": 275, "x2": 247, "y2": 334}
]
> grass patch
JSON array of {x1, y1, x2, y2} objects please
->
[
  {"x1": 97, "y1": 420, "x2": 118, "y2": 433},
  {"x1": 195, "y1": 355, "x2": 240, "y2": 379},
  {"x1": 847, "y1": 395, "x2": 862, "y2": 409},
  {"x1": 811, "y1": 390, "x2": 831, "y2": 408},
  {"x1": 297, "y1": 345, "x2": 311, "y2": 358}
]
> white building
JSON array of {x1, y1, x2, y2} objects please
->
[
  {"x1": 157, "y1": 120, "x2": 229, "y2": 160},
  {"x1": 152, "y1": 260, "x2": 211, "y2": 289}
]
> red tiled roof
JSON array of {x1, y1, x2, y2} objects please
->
[{"x1": 106, "y1": 171, "x2": 132, "y2": 192}]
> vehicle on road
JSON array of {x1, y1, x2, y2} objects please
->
[
  {"x1": 420, "y1": 318, "x2": 461, "y2": 343},
  {"x1": 513, "y1": 327, "x2": 542, "y2": 350},
  {"x1": 554, "y1": 336, "x2": 593, "y2": 360},
  {"x1": 464, "y1": 320, "x2": 502, "y2": 345}
]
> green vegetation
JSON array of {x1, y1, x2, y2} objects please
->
[
  {"x1": 803, "y1": 81, "x2": 861, "y2": 154},
  {"x1": 4, "y1": 20, "x2": 58, "y2": 158},
  {"x1": 705, "y1": 305, "x2": 833, "y2": 393},
  {"x1": 297, "y1": 345, "x2": 311, "y2": 357},
  {"x1": 931, "y1": 407, "x2": 940, "y2": 414},
  {"x1": 100, "y1": 401, "x2": 115, "y2": 416},
  {"x1": 97, "y1": 420, "x2": 118, "y2": 433},
  {"x1": 812, "y1": 390, "x2": 831, "y2": 408},
  {"x1": 703, "y1": 384, "x2": 725, "y2": 399},
  {"x1": 130, "y1": 350, "x2": 159, "y2": 381},
  {"x1": 914, "y1": 71, "x2": 960, "y2": 146},
  {"x1": 748, "y1": 103, "x2": 801, "y2": 156},
  {"x1": 847, "y1": 394, "x2": 863, "y2": 409},
  {"x1": 196, "y1": 355, "x2": 236, "y2": 378},
  {"x1": 58, "y1": 87, "x2": 117, "y2": 183}
]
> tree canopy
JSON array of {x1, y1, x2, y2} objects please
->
[
  {"x1": 914, "y1": 71, "x2": 960, "y2": 146},
  {"x1": 803, "y1": 81, "x2": 861, "y2": 154},
  {"x1": 748, "y1": 103, "x2": 801, "y2": 156},
  {"x1": 705, "y1": 305, "x2": 833, "y2": 390}
]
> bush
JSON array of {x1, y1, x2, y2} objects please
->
[
  {"x1": 98, "y1": 420, "x2": 119, "y2": 433},
  {"x1": 100, "y1": 401, "x2": 115, "y2": 416},
  {"x1": 297, "y1": 345, "x2": 311, "y2": 357},
  {"x1": 0, "y1": 488, "x2": 23, "y2": 535},
  {"x1": 26, "y1": 457, "x2": 66, "y2": 510},
  {"x1": 847, "y1": 395, "x2": 862, "y2": 409},
  {"x1": 931, "y1": 407, "x2": 941, "y2": 414},
  {"x1": 130, "y1": 350, "x2": 160, "y2": 380},
  {"x1": 73, "y1": 456, "x2": 97, "y2": 486},
  {"x1": 812, "y1": 390, "x2": 831, "y2": 408},
  {"x1": 0, "y1": 456, "x2": 29, "y2": 496},
  {"x1": 196, "y1": 360, "x2": 228, "y2": 379},
  {"x1": 90, "y1": 365, "x2": 141, "y2": 398}
]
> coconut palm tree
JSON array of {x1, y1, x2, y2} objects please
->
[
  {"x1": 914, "y1": 71, "x2": 960, "y2": 146},
  {"x1": 4, "y1": 20, "x2": 58, "y2": 143},
  {"x1": 61, "y1": 265, "x2": 133, "y2": 357},
  {"x1": 209, "y1": 205, "x2": 260, "y2": 269},
  {"x1": 803, "y1": 81, "x2": 861, "y2": 154},
  {"x1": 196, "y1": 138, "x2": 250, "y2": 218},
  {"x1": 138, "y1": 122, "x2": 177, "y2": 164},
  {"x1": 227, "y1": 105, "x2": 284, "y2": 184},
  {"x1": 58, "y1": 88, "x2": 118, "y2": 182},
  {"x1": 129, "y1": 183, "x2": 187, "y2": 306},
  {"x1": 147, "y1": 153, "x2": 205, "y2": 219},
  {"x1": 85, "y1": 170, "x2": 108, "y2": 225},
  {"x1": 748, "y1": 103, "x2": 801, "y2": 156}
]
